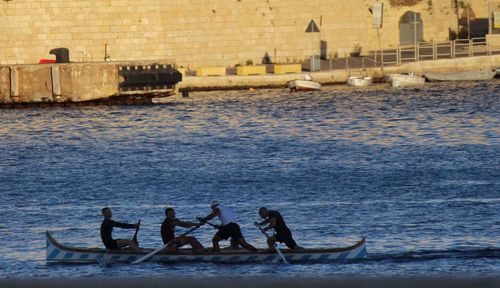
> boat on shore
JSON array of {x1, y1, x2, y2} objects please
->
[
  {"x1": 424, "y1": 71, "x2": 496, "y2": 82},
  {"x1": 46, "y1": 231, "x2": 367, "y2": 264},
  {"x1": 288, "y1": 74, "x2": 321, "y2": 92},
  {"x1": 386, "y1": 73, "x2": 425, "y2": 87},
  {"x1": 347, "y1": 76, "x2": 373, "y2": 87}
]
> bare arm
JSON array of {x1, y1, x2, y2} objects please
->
[
  {"x1": 173, "y1": 220, "x2": 199, "y2": 228},
  {"x1": 200, "y1": 208, "x2": 219, "y2": 222},
  {"x1": 264, "y1": 217, "x2": 277, "y2": 231},
  {"x1": 257, "y1": 218, "x2": 270, "y2": 226}
]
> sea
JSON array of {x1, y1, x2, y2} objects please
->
[{"x1": 0, "y1": 81, "x2": 499, "y2": 278}]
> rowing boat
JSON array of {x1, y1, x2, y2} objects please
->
[
  {"x1": 46, "y1": 231, "x2": 367, "y2": 264},
  {"x1": 424, "y1": 71, "x2": 496, "y2": 82}
]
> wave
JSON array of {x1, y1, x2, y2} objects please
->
[{"x1": 368, "y1": 248, "x2": 500, "y2": 262}]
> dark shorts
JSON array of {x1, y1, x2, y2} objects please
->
[
  {"x1": 104, "y1": 239, "x2": 118, "y2": 250},
  {"x1": 216, "y1": 222, "x2": 243, "y2": 240},
  {"x1": 276, "y1": 232, "x2": 297, "y2": 249}
]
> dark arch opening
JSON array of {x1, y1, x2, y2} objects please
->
[{"x1": 399, "y1": 11, "x2": 424, "y2": 45}]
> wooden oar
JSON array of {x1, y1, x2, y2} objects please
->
[
  {"x1": 131, "y1": 224, "x2": 200, "y2": 265},
  {"x1": 196, "y1": 217, "x2": 221, "y2": 230},
  {"x1": 132, "y1": 219, "x2": 141, "y2": 246},
  {"x1": 255, "y1": 223, "x2": 290, "y2": 265}
]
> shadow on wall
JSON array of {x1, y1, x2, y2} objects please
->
[{"x1": 458, "y1": 18, "x2": 489, "y2": 39}]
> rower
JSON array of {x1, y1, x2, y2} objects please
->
[
  {"x1": 256, "y1": 207, "x2": 301, "y2": 250},
  {"x1": 161, "y1": 207, "x2": 204, "y2": 253},
  {"x1": 100, "y1": 207, "x2": 140, "y2": 251},
  {"x1": 199, "y1": 201, "x2": 257, "y2": 253}
]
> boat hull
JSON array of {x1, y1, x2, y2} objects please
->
[
  {"x1": 388, "y1": 74, "x2": 425, "y2": 87},
  {"x1": 425, "y1": 71, "x2": 496, "y2": 82},
  {"x1": 347, "y1": 76, "x2": 373, "y2": 87},
  {"x1": 46, "y1": 231, "x2": 367, "y2": 264},
  {"x1": 288, "y1": 80, "x2": 321, "y2": 92}
]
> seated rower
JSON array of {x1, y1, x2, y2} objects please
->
[
  {"x1": 100, "y1": 207, "x2": 140, "y2": 251},
  {"x1": 199, "y1": 201, "x2": 257, "y2": 253},
  {"x1": 161, "y1": 207, "x2": 204, "y2": 253},
  {"x1": 257, "y1": 207, "x2": 301, "y2": 250}
]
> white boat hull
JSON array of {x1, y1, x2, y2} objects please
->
[
  {"x1": 347, "y1": 76, "x2": 373, "y2": 87},
  {"x1": 387, "y1": 74, "x2": 425, "y2": 87},
  {"x1": 288, "y1": 79, "x2": 321, "y2": 91}
]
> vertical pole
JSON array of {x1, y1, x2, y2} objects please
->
[
  {"x1": 414, "y1": 12, "x2": 418, "y2": 61},
  {"x1": 433, "y1": 41, "x2": 436, "y2": 60},
  {"x1": 452, "y1": 40, "x2": 455, "y2": 59},
  {"x1": 469, "y1": 38, "x2": 472, "y2": 57},
  {"x1": 467, "y1": 7, "x2": 471, "y2": 39},
  {"x1": 488, "y1": 0, "x2": 492, "y2": 35}
]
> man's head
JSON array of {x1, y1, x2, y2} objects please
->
[
  {"x1": 258, "y1": 207, "x2": 269, "y2": 219},
  {"x1": 165, "y1": 207, "x2": 175, "y2": 218},
  {"x1": 102, "y1": 207, "x2": 112, "y2": 219},
  {"x1": 210, "y1": 201, "x2": 220, "y2": 210}
]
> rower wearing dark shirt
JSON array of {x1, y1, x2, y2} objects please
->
[
  {"x1": 100, "y1": 207, "x2": 140, "y2": 251},
  {"x1": 257, "y1": 207, "x2": 300, "y2": 250},
  {"x1": 161, "y1": 207, "x2": 204, "y2": 252}
]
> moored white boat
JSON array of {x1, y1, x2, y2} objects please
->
[
  {"x1": 288, "y1": 74, "x2": 321, "y2": 92},
  {"x1": 424, "y1": 71, "x2": 496, "y2": 82},
  {"x1": 386, "y1": 73, "x2": 425, "y2": 87},
  {"x1": 347, "y1": 76, "x2": 373, "y2": 87},
  {"x1": 46, "y1": 231, "x2": 367, "y2": 264}
]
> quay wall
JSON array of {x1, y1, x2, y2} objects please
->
[
  {"x1": 0, "y1": 0, "x2": 494, "y2": 68},
  {"x1": 0, "y1": 61, "x2": 179, "y2": 105},
  {"x1": 178, "y1": 55, "x2": 500, "y2": 91}
]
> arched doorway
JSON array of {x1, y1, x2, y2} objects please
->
[{"x1": 399, "y1": 11, "x2": 424, "y2": 45}]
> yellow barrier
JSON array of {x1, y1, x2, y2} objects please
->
[
  {"x1": 236, "y1": 66, "x2": 266, "y2": 76},
  {"x1": 274, "y1": 64, "x2": 302, "y2": 74},
  {"x1": 176, "y1": 67, "x2": 187, "y2": 76},
  {"x1": 196, "y1": 67, "x2": 226, "y2": 76}
]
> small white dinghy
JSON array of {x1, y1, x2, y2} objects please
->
[
  {"x1": 386, "y1": 73, "x2": 425, "y2": 87},
  {"x1": 347, "y1": 76, "x2": 373, "y2": 87},
  {"x1": 288, "y1": 74, "x2": 321, "y2": 92}
]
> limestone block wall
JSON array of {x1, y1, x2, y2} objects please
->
[{"x1": 0, "y1": 0, "x2": 489, "y2": 68}]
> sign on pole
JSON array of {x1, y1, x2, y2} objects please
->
[
  {"x1": 495, "y1": 12, "x2": 500, "y2": 28},
  {"x1": 372, "y1": 3, "x2": 383, "y2": 29},
  {"x1": 305, "y1": 20, "x2": 320, "y2": 33}
]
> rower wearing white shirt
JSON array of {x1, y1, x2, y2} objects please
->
[{"x1": 199, "y1": 201, "x2": 257, "y2": 253}]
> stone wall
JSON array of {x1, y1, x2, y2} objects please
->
[{"x1": 0, "y1": 0, "x2": 491, "y2": 68}]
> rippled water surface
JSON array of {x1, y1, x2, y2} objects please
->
[{"x1": 0, "y1": 81, "x2": 499, "y2": 278}]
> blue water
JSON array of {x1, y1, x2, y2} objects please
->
[{"x1": 0, "y1": 81, "x2": 499, "y2": 278}]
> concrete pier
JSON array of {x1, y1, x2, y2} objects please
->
[{"x1": 0, "y1": 61, "x2": 180, "y2": 108}]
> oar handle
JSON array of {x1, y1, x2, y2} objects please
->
[
  {"x1": 255, "y1": 222, "x2": 270, "y2": 238},
  {"x1": 132, "y1": 222, "x2": 200, "y2": 265},
  {"x1": 132, "y1": 219, "x2": 141, "y2": 244},
  {"x1": 196, "y1": 217, "x2": 221, "y2": 229}
]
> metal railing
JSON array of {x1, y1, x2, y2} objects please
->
[
  {"x1": 319, "y1": 37, "x2": 500, "y2": 72},
  {"x1": 374, "y1": 37, "x2": 500, "y2": 67}
]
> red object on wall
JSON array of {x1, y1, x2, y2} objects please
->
[{"x1": 38, "y1": 59, "x2": 56, "y2": 64}]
